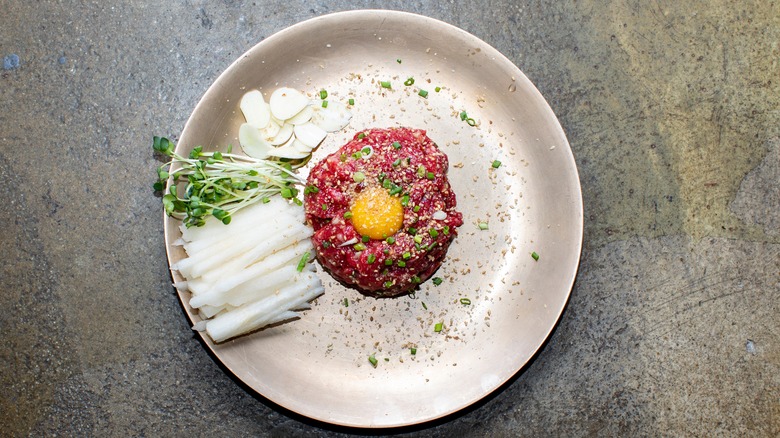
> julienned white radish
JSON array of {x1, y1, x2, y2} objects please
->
[
  {"x1": 206, "y1": 281, "x2": 324, "y2": 343},
  {"x1": 185, "y1": 220, "x2": 310, "y2": 279},
  {"x1": 171, "y1": 194, "x2": 324, "y2": 343}
]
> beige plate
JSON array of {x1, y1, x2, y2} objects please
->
[{"x1": 165, "y1": 10, "x2": 582, "y2": 428}]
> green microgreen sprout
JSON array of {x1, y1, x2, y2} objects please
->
[{"x1": 152, "y1": 136, "x2": 304, "y2": 228}]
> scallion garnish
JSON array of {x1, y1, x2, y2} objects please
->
[
  {"x1": 418, "y1": 89, "x2": 428, "y2": 98},
  {"x1": 413, "y1": 205, "x2": 421, "y2": 213},
  {"x1": 442, "y1": 225, "x2": 450, "y2": 235},
  {"x1": 435, "y1": 86, "x2": 441, "y2": 92},
  {"x1": 319, "y1": 89, "x2": 328, "y2": 99},
  {"x1": 392, "y1": 141, "x2": 401, "y2": 149},
  {"x1": 460, "y1": 111, "x2": 468, "y2": 121},
  {"x1": 343, "y1": 298, "x2": 349, "y2": 307},
  {"x1": 348, "y1": 98, "x2": 355, "y2": 105},
  {"x1": 429, "y1": 229, "x2": 439, "y2": 238},
  {"x1": 383, "y1": 280, "x2": 394, "y2": 288},
  {"x1": 422, "y1": 302, "x2": 428, "y2": 310},
  {"x1": 392, "y1": 158, "x2": 401, "y2": 167},
  {"x1": 357, "y1": 132, "x2": 366, "y2": 140},
  {"x1": 384, "y1": 258, "x2": 393, "y2": 266},
  {"x1": 460, "y1": 298, "x2": 471, "y2": 305},
  {"x1": 408, "y1": 227, "x2": 417, "y2": 235},
  {"x1": 344, "y1": 211, "x2": 353, "y2": 219},
  {"x1": 380, "y1": 80, "x2": 392, "y2": 89},
  {"x1": 367, "y1": 254, "x2": 376, "y2": 264},
  {"x1": 386, "y1": 236, "x2": 396, "y2": 244},
  {"x1": 296, "y1": 252, "x2": 309, "y2": 272},
  {"x1": 354, "y1": 243, "x2": 367, "y2": 251},
  {"x1": 466, "y1": 118, "x2": 477, "y2": 126},
  {"x1": 397, "y1": 260, "x2": 406, "y2": 268},
  {"x1": 368, "y1": 354, "x2": 378, "y2": 367},
  {"x1": 434, "y1": 322, "x2": 443, "y2": 332},
  {"x1": 478, "y1": 222, "x2": 489, "y2": 230},
  {"x1": 410, "y1": 347, "x2": 417, "y2": 355},
  {"x1": 531, "y1": 251, "x2": 540, "y2": 261},
  {"x1": 426, "y1": 171, "x2": 435, "y2": 180},
  {"x1": 362, "y1": 235, "x2": 370, "y2": 243},
  {"x1": 321, "y1": 203, "x2": 328, "y2": 211},
  {"x1": 321, "y1": 100, "x2": 328, "y2": 108},
  {"x1": 404, "y1": 77, "x2": 415, "y2": 86},
  {"x1": 432, "y1": 277, "x2": 443, "y2": 286},
  {"x1": 492, "y1": 160, "x2": 502, "y2": 169},
  {"x1": 353, "y1": 171, "x2": 365, "y2": 183},
  {"x1": 402, "y1": 251, "x2": 411, "y2": 259},
  {"x1": 401, "y1": 195, "x2": 410, "y2": 206},
  {"x1": 414, "y1": 235, "x2": 423, "y2": 244}
]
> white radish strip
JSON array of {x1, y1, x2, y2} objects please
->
[
  {"x1": 191, "y1": 263, "x2": 302, "y2": 308},
  {"x1": 187, "y1": 222, "x2": 311, "y2": 279},
  {"x1": 191, "y1": 320, "x2": 208, "y2": 332},
  {"x1": 198, "y1": 238, "x2": 313, "y2": 287},
  {"x1": 206, "y1": 282, "x2": 324, "y2": 342},
  {"x1": 180, "y1": 207, "x2": 302, "y2": 256},
  {"x1": 268, "y1": 139, "x2": 312, "y2": 159},
  {"x1": 178, "y1": 196, "x2": 293, "y2": 244},
  {"x1": 173, "y1": 281, "x2": 189, "y2": 292},
  {"x1": 223, "y1": 270, "x2": 319, "y2": 308},
  {"x1": 239, "y1": 90, "x2": 271, "y2": 128},
  {"x1": 176, "y1": 214, "x2": 302, "y2": 277},
  {"x1": 199, "y1": 304, "x2": 230, "y2": 319},
  {"x1": 203, "y1": 238, "x2": 314, "y2": 297},
  {"x1": 266, "y1": 310, "x2": 300, "y2": 325}
]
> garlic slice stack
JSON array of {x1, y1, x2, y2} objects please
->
[{"x1": 238, "y1": 87, "x2": 352, "y2": 160}]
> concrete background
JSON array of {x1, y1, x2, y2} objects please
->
[{"x1": 2, "y1": 0, "x2": 777, "y2": 436}]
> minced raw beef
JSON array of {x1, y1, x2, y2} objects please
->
[{"x1": 304, "y1": 127, "x2": 463, "y2": 297}]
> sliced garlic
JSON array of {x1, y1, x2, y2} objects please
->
[
  {"x1": 269, "y1": 87, "x2": 309, "y2": 121},
  {"x1": 310, "y1": 100, "x2": 352, "y2": 132},
  {"x1": 239, "y1": 90, "x2": 271, "y2": 129},
  {"x1": 293, "y1": 122, "x2": 327, "y2": 149},
  {"x1": 287, "y1": 105, "x2": 314, "y2": 125},
  {"x1": 269, "y1": 122, "x2": 294, "y2": 146},
  {"x1": 267, "y1": 137, "x2": 311, "y2": 159},
  {"x1": 238, "y1": 123, "x2": 272, "y2": 159}
]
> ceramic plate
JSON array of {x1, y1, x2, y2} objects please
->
[{"x1": 164, "y1": 10, "x2": 582, "y2": 428}]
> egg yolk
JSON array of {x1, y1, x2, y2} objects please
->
[{"x1": 351, "y1": 186, "x2": 404, "y2": 240}]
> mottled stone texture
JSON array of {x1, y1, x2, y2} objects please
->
[{"x1": 1, "y1": 0, "x2": 777, "y2": 436}]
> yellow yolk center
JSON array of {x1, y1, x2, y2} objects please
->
[{"x1": 351, "y1": 186, "x2": 404, "y2": 240}]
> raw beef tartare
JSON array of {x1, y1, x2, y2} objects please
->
[{"x1": 303, "y1": 127, "x2": 463, "y2": 297}]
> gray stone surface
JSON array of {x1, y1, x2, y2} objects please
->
[{"x1": 1, "y1": 0, "x2": 778, "y2": 436}]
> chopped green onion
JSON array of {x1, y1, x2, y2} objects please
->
[
  {"x1": 362, "y1": 146, "x2": 371, "y2": 155},
  {"x1": 435, "y1": 86, "x2": 441, "y2": 92},
  {"x1": 340, "y1": 154, "x2": 348, "y2": 162},
  {"x1": 460, "y1": 111, "x2": 468, "y2": 121},
  {"x1": 401, "y1": 195, "x2": 410, "y2": 206},
  {"x1": 388, "y1": 185, "x2": 402, "y2": 196},
  {"x1": 321, "y1": 203, "x2": 328, "y2": 211},
  {"x1": 413, "y1": 205, "x2": 421, "y2": 213},
  {"x1": 478, "y1": 222, "x2": 489, "y2": 230},
  {"x1": 396, "y1": 58, "x2": 402, "y2": 63},
  {"x1": 386, "y1": 236, "x2": 396, "y2": 244},
  {"x1": 460, "y1": 298, "x2": 471, "y2": 305},
  {"x1": 319, "y1": 89, "x2": 328, "y2": 99},
  {"x1": 367, "y1": 254, "x2": 376, "y2": 264},
  {"x1": 422, "y1": 302, "x2": 428, "y2": 310},
  {"x1": 262, "y1": 197, "x2": 271, "y2": 204},
  {"x1": 402, "y1": 251, "x2": 411, "y2": 259},
  {"x1": 411, "y1": 275, "x2": 421, "y2": 283},
  {"x1": 354, "y1": 243, "x2": 367, "y2": 251},
  {"x1": 381, "y1": 80, "x2": 392, "y2": 89},
  {"x1": 357, "y1": 132, "x2": 366, "y2": 140},
  {"x1": 397, "y1": 260, "x2": 406, "y2": 268},
  {"x1": 404, "y1": 77, "x2": 415, "y2": 86},
  {"x1": 531, "y1": 251, "x2": 540, "y2": 261},
  {"x1": 429, "y1": 229, "x2": 439, "y2": 238},
  {"x1": 362, "y1": 235, "x2": 370, "y2": 243},
  {"x1": 408, "y1": 227, "x2": 417, "y2": 235},
  {"x1": 368, "y1": 354, "x2": 378, "y2": 367},
  {"x1": 492, "y1": 160, "x2": 502, "y2": 168},
  {"x1": 426, "y1": 171, "x2": 435, "y2": 180},
  {"x1": 443, "y1": 225, "x2": 450, "y2": 235},
  {"x1": 304, "y1": 185, "x2": 319, "y2": 194},
  {"x1": 466, "y1": 118, "x2": 477, "y2": 126},
  {"x1": 353, "y1": 171, "x2": 365, "y2": 183},
  {"x1": 432, "y1": 277, "x2": 443, "y2": 286},
  {"x1": 410, "y1": 347, "x2": 417, "y2": 355},
  {"x1": 414, "y1": 235, "x2": 423, "y2": 244},
  {"x1": 383, "y1": 280, "x2": 394, "y2": 288},
  {"x1": 418, "y1": 89, "x2": 428, "y2": 98},
  {"x1": 392, "y1": 158, "x2": 402, "y2": 167},
  {"x1": 392, "y1": 141, "x2": 401, "y2": 149},
  {"x1": 321, "y1": 100, "x2": 328, "y2": 108},
  {"x1": 348, "y1": 98, "x2": 355, "y2": 105},
  {"x1": 296, "y1": 252, "x2": 310, "y2": 272},
  {"x1": 322, "y1": 241, "x2": 331, "y2": 248},
  {"x1": 434, "y1": 322, "x2": 443, "y2": 332},
  {"x1": 344, "y1": 211, "x2": 353, "y2": 219},
  {"x1": 384, "y1": 258, "x2": 393, "y2": 266},
  {"x1": 417, "y1": 165, "x2": 426, "y2": 177},
  {"x1": 343, "y1": 298, "x2": 349, "y2": 307}
]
